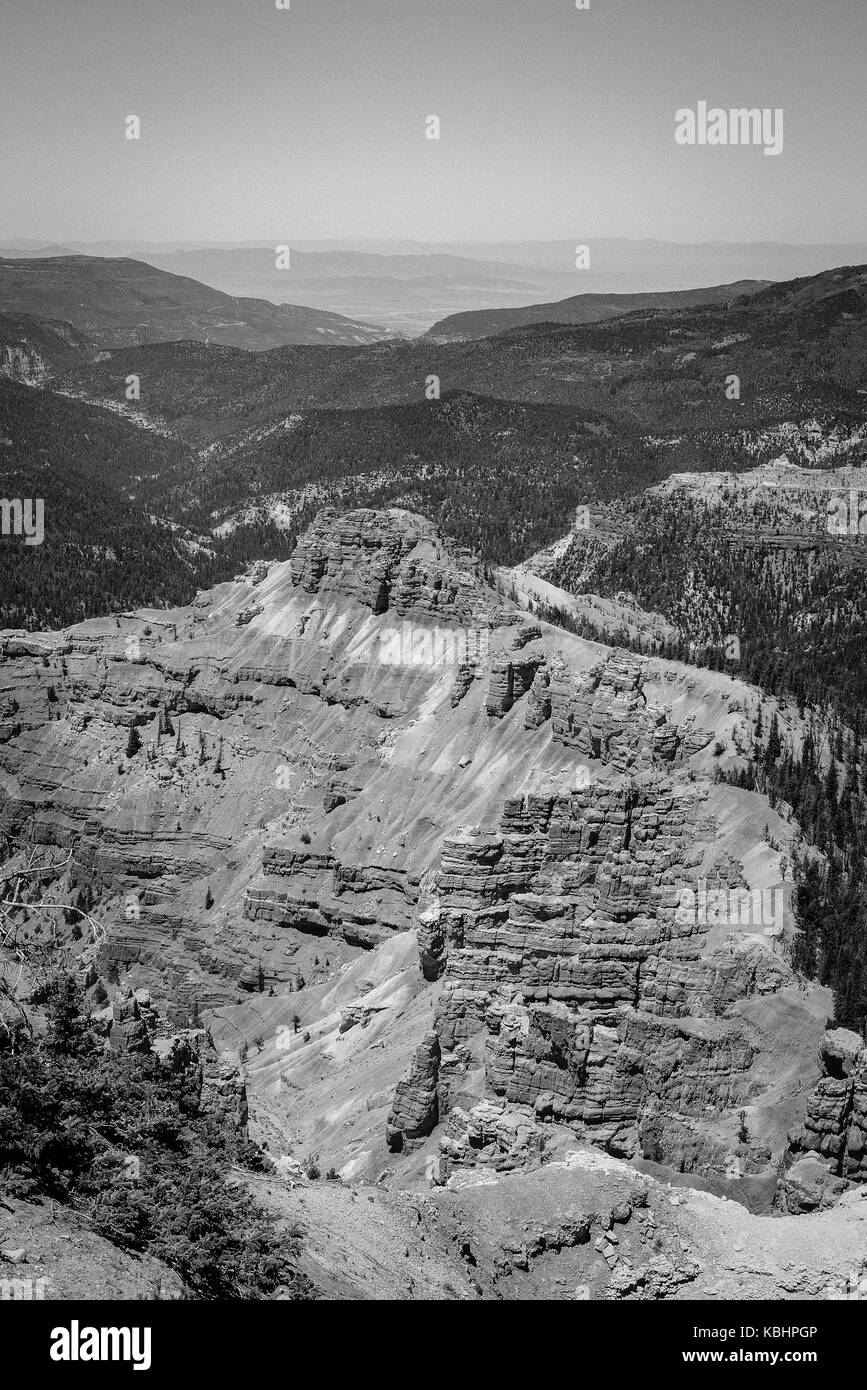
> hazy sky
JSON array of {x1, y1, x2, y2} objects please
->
[{"x1": 1, "y1": 0, "x2": 865, "y2": 244}]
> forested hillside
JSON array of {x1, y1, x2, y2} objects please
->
[
  {"x1": 2, "y1": 262, "x2": 866, "y2": 627},
  {"x1": 0, "y1": 382, "x2": 291, "y2": 628}
]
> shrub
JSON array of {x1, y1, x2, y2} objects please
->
[{"x1": 0, "y1": 975, "x2": 311, "y2": 1300}]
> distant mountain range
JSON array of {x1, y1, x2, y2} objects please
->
[
  {"x1": 0, "y1": 256, "x2": 384, "y2": 350},
  {"x1": 49, "y1": 263, "x2": 867, "y2": 430},
  {"x1": 2, "y1": 259, "x2": 863, "y2": 631},
  {"x1": 5, "y1": 239, "x2": 867, "y2": 336}
]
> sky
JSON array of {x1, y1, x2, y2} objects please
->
[{"x1": 1, "y1": 0, "x2": 865, "y2": 245}]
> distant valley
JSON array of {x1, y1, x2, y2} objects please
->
[
  {"x1": 7, "y1": 237, "x2": 867, "y2": 336},
  {"x1": 1, "y1": 259, "x2": 866, "y2": 637}
]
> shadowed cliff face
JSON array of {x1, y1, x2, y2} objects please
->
[{"x1": 0, "y1": 506, "x2": 838, "y2": 1202}]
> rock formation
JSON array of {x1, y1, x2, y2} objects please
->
[
  {"x1": 387, "y1": 763, "x2": 802, "y2": 1172},
  {"x1": 386, "y1": 1030, "x2": 441, "y2": 1150},
  {"x1": 290, "y1": 507, "x2": 511, "y2": 627},
  {"x1": 0, "y1": 504, "x2": 855, "y2": 1242},
  {"x1": 784, "y1": 1029, "x2": 867, "y2": 1206}
]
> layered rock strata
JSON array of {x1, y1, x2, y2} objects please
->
[
  {"x1": 386, "y1": 1030, "x2": 441, "y2": 1150},
  {"x1": 0, "y1": 506, "x2": 830, "y2": 1201},
  {"x1": 786, "y1": 1029, "x2": 867, "y2": 1197},
  {"x1": 392, "y1": 765, "x2": 800, "y2": 1176},
  {"x1": 290, "y1": 507, "x2": 512, "y2": 627}
]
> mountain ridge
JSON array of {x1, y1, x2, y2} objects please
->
[
  {"x1": 0, "y1": 255, "x2": 386, "y2": 350},
  {"x1": 426, "y1": 279, "x2": 770, "y2": 340}
]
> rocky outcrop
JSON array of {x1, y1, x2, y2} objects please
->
[
  {"x1": 243, "y1": 847, "x2": 419, "y2": 951},
  {"x1": 525, "y1": 664, "x2": 552, "y2": 729},
  {"x1": 155, "y1": 1028, "x2": 248, "y2": 1133},
  {"x1": 238, "y1": 963, "x2": 264, "y2": 992},
  {"x1": 110, "y1": 986, "x2": 159, "y2": 1052},
  {"x1": 339, "y1": 1002, "x2": 381, "y2": 1033},
  {"x1": 481, "y1": 646, "x2": 715, "y2": 760},
  {"x1": 0, "y1": 344, "x2": 50, "y2": 386},
  {"x1": 782, "y1": 1156, "x2": 850, "y2": 1215},
  {"x1": 106, "y1": 988, "x2": 249, "y2": 1133},
  {"x1": 449, "y1": 661, "x2": 479, "y2": 708},
  {"x1": 786, "y1": 1029, "x2": 867, "y2": 1192},
  {"x1": 290, "y1": 507, "x2": 510, "y2": 627},
  {"x1": 545, "y1": 652, "x2": 711, "y2": 770},
  {"x1": 485, "y1": 626, "x2": 546, "y2": 719},
  {"x1": 386, "y1": 1030, "x2": 441, "y2": 1151},
  {"x1": 394, "y1": 766, "x2": 799, "y2": 1173},
  {"x1": 439, "y1": 1099, "x2": 548, "y2": 1173}
]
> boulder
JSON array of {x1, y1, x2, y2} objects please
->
[{"x1": 782, "y1": 1156, "x2": 851, "y2": 1214}]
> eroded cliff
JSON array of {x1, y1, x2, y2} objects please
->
[{"x1": 0, "y1": 506, "x2": 855, "y2": 1261}]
